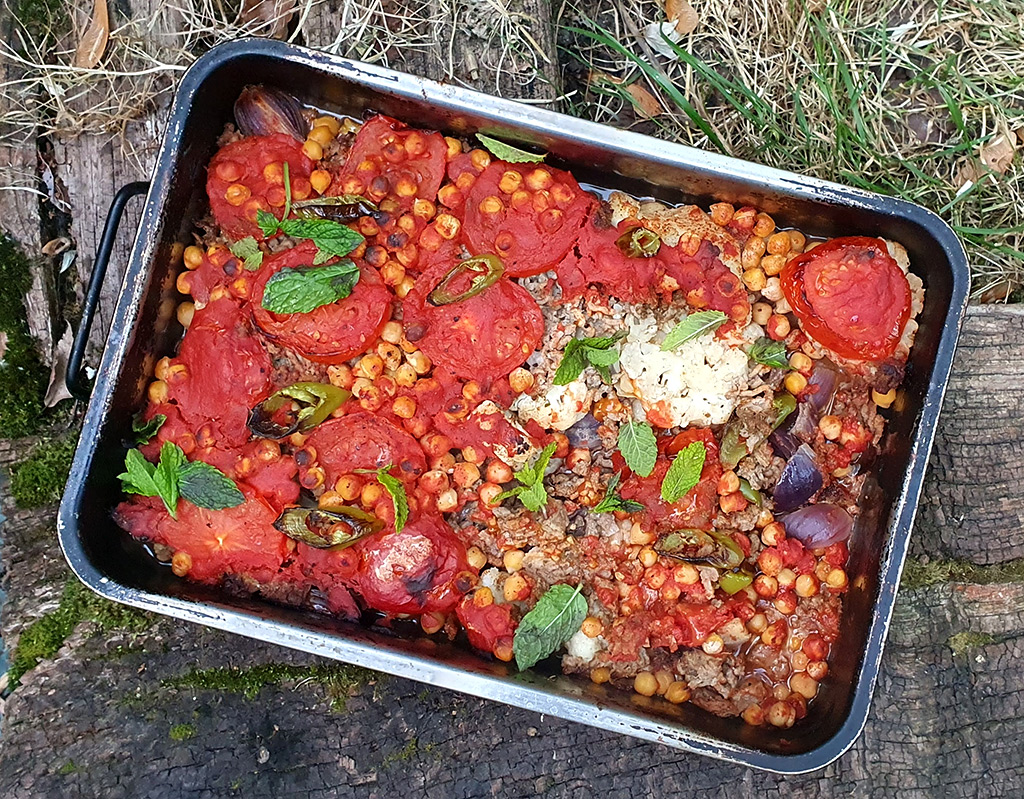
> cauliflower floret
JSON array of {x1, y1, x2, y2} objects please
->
[
  {"x1": 566, "y1": 629, "x2": 604, "y2": 663},
  {"x1": 513, "y1": 379, "x2": 592, "y2": 432},
  {"x1": 616, "y1": 312, "x2": 752, "y2": 429}
]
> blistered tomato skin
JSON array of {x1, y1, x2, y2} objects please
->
[
  {"x1": 781, "y1": 236, "x2": 911, "y2": 361},
  {"x1": 304, "y1": 412, "x2": 428, "y2": 485},
  {"x1": 457, "y1": 595, "x2": 517, "y2": 655}
]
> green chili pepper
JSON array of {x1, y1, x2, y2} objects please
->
[
  {"x1": 427, "y1": 254, "x2": 504, "y2": 305},
  {"x1": 248, "y1": 382, "x2": 350, "y2": 439},
  {"x1": 772, "y1": 393, "x2": 797, "y2": 430},
  {"x1": 655, "y1": 529, "x2": 744, "y2": 570},
  {"x1": 719, "y1": 569, "x2": 754, "y2": 595},
  {"x1": 738, "y1": 477, "x2": 762, "y2": 506},
  {"x1": 615, "y1": 226, "x2": 661, "y2": 258},
  {"x1": 719, "y1": 424, "x2": 746, "y2": 470}
]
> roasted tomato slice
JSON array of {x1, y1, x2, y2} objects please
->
[
  {"x1": 335, "y1": 115, "x2": 447, "y2": 207},
  {"x1": 115, "y1": 488, "x2": 290, "y2": 585},
  {"x1": 288, "y1": 543, "x2": 363, "y2": 619},
  {"x1": 404, "y1": 254, "x2": 544, "y2": 382},
  {"x1": 462, "y1": 161, "x2": 594, "y2": 277},
  {"x1": 166, "y1": 297, "x2": 273, "y2": 447},
  {"x1": 456, "y1": 594, "x2": 517, "y2": 657},
  {"x1": 250, "y1": 241, "x2": 391, "y2": 364},
  {"x1": 781, "y1": 236, "x2": 911, "y2": 361},
  {"x1": 616, "y1": 428, "x2": 721, "y2": 532},
  {"x1": 660, "y1": 240, "x2": 750, "y2": 323},
  {"x1": 303, "y1": 412, "x2": 428, "y2": 485},
  {"x1": 207, "y1": 133, "x2": 314, "y2": 241},
  {"x1": 357, "y1": 514, "x2": 470, "y2": 615}
]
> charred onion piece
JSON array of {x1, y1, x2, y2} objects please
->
[
  {"x1": 274, "y1": 506, "x2": 384, "y2": 549},
  {"x1": 772, "y1": 444, "x2": 823, "y2": 512},
  {"x1": 427, "y1": 254, "x2": 504, "y2": 306},
  {"x1": 654, "y1": 529, "x2": 744, "y2": 570},
  {"x1": 782, "y1": 503, "x2": 853, "y2": 548},
  {"x1": 615, "y1": 226, "x2": 661, "y2": 258},
  {"x1": 248, "y1": 382, "x2": 350, "y2": 439},
  {"x1": 234, "y1": 85, "x2": 307, "y2": 141},
  {"x1": 291, "y1": 195, "x2": 378, "y2": 223}
]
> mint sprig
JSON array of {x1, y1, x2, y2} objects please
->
[
  {"x1": 661, "y1": 310, "x2": 727, "y2": 351},
  {"x1": 356, "y1": 465, "x2": 410, "y2": 533},
  {"x1": 660, "y1": 441, "x2": 707, "y2": 503},
  {"x1": 748, "y1": 337, "x2": 792, "y2": 370},
  {"x1": 512, "y1": 583, "x2": 587, "y2": 670},
  {"x1": 261, "y1": 261, "x2": 360, "y2": 315},
  {"x1": 476, "y1": 133, "x2": 546, "y2": 164},
  {"x1": 229, "y1": 236, "x2": 264, "y2": 271},
  {"x1": 553, "y1": 330, "x2": 627, "y2": 385},
  {"x1": 592, "y1": 472, "x2": 644, "y2": 514},
  {"x1": 119, "y1": 442, "x2": 244, "y2": 517},
  {"x1": 617, "y1": 421, "x2": 657, "y2": 478},
  {"x1": 493, "y1": 442, "x2": 557, "y2": 512}
]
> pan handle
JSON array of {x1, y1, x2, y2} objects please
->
[{"x1": 66, "y1": 181, "x2": 150, "y2": 402}]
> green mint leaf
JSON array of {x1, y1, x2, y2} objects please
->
[
  {"x1": 592, "y1": 472, "x2": 644, "y2": 514},
  {"x1": 131, "y1": 412, "x2": 166, "y2": 445},
  {"x1": 552, "y1": 341, "x2": 587, "y2": 386},
  {"x1": 514, "y1": 442, "x2": 557, "y2": 487},
  {"x1": 312, "y1": 247, "x2": 332, "y2": 266},
  {"x1": 513, "y1": 584, "x2": 587, "y2": 670},
  {"x1": 276, "y1": 218, "x2": 365, "y2": 260},
  {"x1": 178, "y1": 461, "x2": 244, "y2": 510},
  {"x1": 493, "y1": 485, "x2": 525, "y2": 505},
  {"x1": 618, "y1": 421, "x2": 657, "y2": 478},
  {"x1": 375, "y1": 466, "x2": 409, "y2": 533},
  {"x1": 498, "y1": 443, "x2": 557, "y2": 511},
  {"x1": 660, "y1": 310, "x2": 728, "y2": 351},
  {"x1": 261, "y1": 261, "x2": 360, "y2": 315},
  {"x1": 229, "y1": 237, "x2": 264, "y2": 271},
  {"x1": 517, "y1": 479, "x2": 550, "y2": 512},
  {"x1": 476, "y1": 133, "x2": 546, "y2": 164},
  {"x1": 256, "y1": 208, "x2": 281, "y2": 238},
  {"x1": 660, "y1": 441, "x2": 707, "y2": 503},
  {"x1": 582, "y1": 345, "x2": 620, "y2": 368},
  {"x1": 580, "y1": 330, "x2": 628, "y2": 350},
  {"x1": 118, "y1": 449, "x2": 161, "y2": 497},
  {"x1": 154, "y1": 442, "x2": 186, "y2": 518},
  {"x1": 748, "y1": 337, "x2": 792, "y2": 370}
]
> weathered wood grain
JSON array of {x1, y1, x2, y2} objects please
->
[{"x1": 913, "y1": 306, "x2": 1024, "y2": 565}]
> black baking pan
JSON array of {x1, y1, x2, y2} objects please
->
[{"x1": 57, "y1": 38, "x2": 970, "y2": 773}]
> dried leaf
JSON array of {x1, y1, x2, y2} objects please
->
[
  {"x1": 979, "y1": 133, "x2": 1016, "y2": 175},
  {"x1": 665, "y1": 0, "x2": 699, "y2": 35},
  {"x1": 44, "y1": 324, "x2": 74, "y2": 407},
  {"x1": 73, "y1": 0, "x2": 109, "y2": 69},
  {"x1": 238, "y1": 0, "x2": 298, "y2": 39},
  {"x1": 41, "y1": 237, "x2": 71, "y2": 257},
  {"x1": 979, "y1": 280, "x2": 1012, "y2": 303},
  {"x1": 625, "y1": 84, "x2": 664, "y2": 119},
  {"x1": 1015, "y1": 127, "x2": 1024, "y2": 146}
]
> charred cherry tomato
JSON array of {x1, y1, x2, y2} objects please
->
[
  {"x1": 463, "y1": 161, "x2": 594, "y2": 277},
  {"x1": 781, "y1": 236, "x2": 911, "y2": 361},
  {"x1": 207, "y1": 133, "x2": 313, "y2": 241},
  {"x1": 457, "y1": 594, "x2": 517, "y2": 655},
  {"x1": 251, "y1": 241, "x2": 391, "y2": 364},
  {"x1": 404, "y1": 253, "x2": 544, "y2": 382},
  {"x1": 304, "y1": 412, "x2": 428, "y2": 485},
  {"x1": 357, "y1": 514, "x2": 470, "y2": 615}
]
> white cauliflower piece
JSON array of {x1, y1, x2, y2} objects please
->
[
  {"x1": 512, "y1": 379, "x2": 592, "y2": 432},
  {"x1": 566, "y1": 629, "x2": 605, "y2": 664}
]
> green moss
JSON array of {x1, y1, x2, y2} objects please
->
[
  {"x1": 948, "y1": 631, "x2": 997, "y2": 657},
  {"x1": 9, "y1": 432, "x2": 78, "y2": 508},
  {"x1": 901, "y1": 557, "x2": 1024, "y2": 590},
  {"x1": 12, "y1": 0, "x2": 69, "y2": 44},
  {"x1": 56, "y1": 760, "x2": 77, "y2": 776},
  {"x1": 8, "y1": 577, "x2": 152, "y2": 687},
  {"x1": 169, "y1": 723, "x2": 197, "y2": 742},
  {"x1": 380, "y1": 738, "x2": 418, "y2": 768},
  {"x1": 162, "y1": 662, "x2": 377, "y2": 712},
  {"x1": 0, "y1": 236, "x2": 48, "y2": 438}
]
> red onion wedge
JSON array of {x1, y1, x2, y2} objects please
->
[
  {"x1": 782, "y1": 503, "x2": 853, "y2": 548},
  {"x1": 805, "y1": 362, "x2": 839, "y2": 414},
  {"x1": 772, "y1": 444, "x2": 822, "y2": 512}
]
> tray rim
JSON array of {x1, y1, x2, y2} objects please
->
[{"x1": 57, "y1": 36, "x2": 971, "y2": 775}]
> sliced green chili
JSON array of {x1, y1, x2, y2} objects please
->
[{"x1": 427, "y1": 254, "x2": 505, "y2": 306}]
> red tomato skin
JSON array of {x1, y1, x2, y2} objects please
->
[
  {"x1": 115, "y1": 487, "x2": 290, "y2": 585},
  {"x1": 250, "y1": 241, "x2": 391, "y2": 364},
  {"x1": 337, "y1": 116, "x2": 447, "y2": 207},
  {"x1": 167, "y1": 297, "x2": 273, "y2": 447},
  {"x1": 357, "y1": 514, "x2": 469, "y2": 615},
  {"x1": 207, "y1": 134, "x2": 313, "y2": 241},
  {"x1": 404, "y1": 254, "x2": 544, "y2": 382},
  {"x1": 616, "y1": 428, "x2": 722, "y2": 532},
  {"x1": 304, "y1": 412, "x2": 428, "y2": 485},
  {"x1": 288, "y1": 544, "x2": 363, "y2": 619},
  {"x1": 463, "y1": 161, "x2": 595, "y2": 277},
  {"x1": 781, "y1": 236, "x2": 911, "y2": 361},
  {"x1": 456, "y1": 596, "x2": 517, "y2": 654}
]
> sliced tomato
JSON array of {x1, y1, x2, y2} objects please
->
[
  {"x1": 357, "y1": 514, "x2": 470, "y2": 615},
  {"x1": 303, "y1": 412, "x2": 427, "y2": 485},
  {"x1": 781, "y1": 236, "x2": 911, "y2": 361},
  {"x1": 456, "y1": 594, "x2": 517, "y2": 656},
  {"x1": 251, "y1": 241, "x2": 391, "y2": 364},
  {"x1": 404, "y1": 254, "x2": 544, "y2": 381},
  {"x1": 289, "y1": 543, "x2": 363, "y2": 619},
  {"x1": 115, "y1": 488, "x2": 290, "y2": 585},
  {"x1": 168, "y1": 297, "x2": 273, "y2": 447},
  {"x1": 661, "y1": 240, "x2": 750, "y2": 323},
  {"x1": 336, "y1": 116, "x2": 447, "y2": 208},
  {"x1": 207, "y1": 133, "x2": 314, "y2": 241},
  {"x1": 616, "y1": 428, "x2": 721, "y2": 532},
  {"x1": 555, "y1": 218, "x2": 662, "y2": 303},
  {"x1": 462, "y1": 161, "x2": 594, "y2": 277}
]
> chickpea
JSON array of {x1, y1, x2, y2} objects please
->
[
  {"x1": 767, "y1": 700, "x2": 796, "y2": 728},
  {"x1": 421, "y1": 432, "x2": 453, "y2": 459},
  {"x1": 873, "y1": 388, "x2": 897, "y2": 408},
  {"x1": 767, "y1": 231, "x2": 792, "y2": 255},
  {"x1": 478, "y1": 482, "x2": 502, "y2": 506},
  {"x1": 418, "y1": 470, "x2": 449, "y2": 495},
  {"x1": 466, "y1": 546, "x2": 487, "y2": 570},
  {"x1": 436, "y1": 488, "x2": 459, "y2": 513},
  {"x1": 709, "y1": 202, "x2": 735, "y2": 226},
  {"x1": 784, "y1": 371, "x2": 808, "y2": 395},
  {"x1": 747, "y1": 613, "x2": 768, "y2": 633},
  {"x1": 789, "y1": 351, "x2": 814, "y2": 374},
  {"x1": 761, "y1": 522, "x2": 786, "y2": 547},
  {"x1": 751, "y1": 301, "x2": 773, "y2": 326},
  {"x1": 753, "y1": 574, "x2": 779, "y2": 598},
  {"x1": 392, "y1": 396, "x2": 417, "y2": 419},
  {"x1": 741, "y1": 236, "x2": 767, "y2": 270},
  {"x1": 761, "y1": 254, "x2": 787, "y2": 277},
  {"x1": 665, "y1": 681, "x2": 691, "y2": 704},
  {"x1": 777, "y1": 568, "x2": 798, "y2": 589},
  {"x1": 552, "y1": 432, "x2": 570, "y2": 458},
  {"x1": 503, "y1": 549, "x2": 525, "y2": 572},
  {"x1": 638, "y1": 547, "x2": 658, "y2": 568},
  {"x1": 581, "y1": 616, "x2": 603, "y2": 638},
  {"x1": 633, "y1": 672, "x2": 658, "y2": 697},
  {"x1": 753, "y1": 213, "x2": 776, "y2": 238},
  {"x1": 590, "y1": 667, "x2": 612, "y2": 684},
  {"x1": 508, "y1": 367, "x2": 534, "y2": 394},
  {"x1": 356, "y1": 353, "x2": 385, "y2": 380},
  {"x1": 486, "y1": 459, "x2": 513, "y2": 484},
  {"x1": 461, "y1": 445, "x2": 485, "y2": 465},
  {"x1": 674, "y1": 563, "x2": 700, "y2": 585},
  {"x1": 148, "y1": 380, "x2": 169, "y2": 404},
  {"x1": 171, "y1": 551, "x2": 192, "y2": 577},
  {"x1": 335, "y1": 474, "x2": 363, "y2": 501},
  {"x1": 742, "y1": 704, "x2": 765, "y2": 726},
  {"x1": 826, "y1": 568, "x2": 849, "y2": 590},
  {"x1": 743, "y1": 267, "x2": 767, "y2": 292},
  {"x1": 766, "y1": 314, "x2": 791, "y2": 340},
  {"x1": 394, "y1": 363, "x2": 417, "y2": 388},
  {"x1": 774, "y1": 591, "x2": 798, "y2": 615},
  {"x1": 503, "y1": 572, "x2": 530, "y2": 602},
  {"x1": 302, "y1": 139, "x2": 324, "y2": 161},
  {"x1": 452, "y1": 461, "x2": 481, "y2": 488},
  {"x1": 360, "y1": 482, "x2": 383, "y2": 507},
  {"x1": 719, "y1": 491, "x2": 748, "y2": 514},
  {"x1": 806, "y1": 661, "x2": 829, "y2": 681},
  {"x1": 795, "y1": 574, "x2": 819, "y2": 598},
  {"x1": 702, "y1": 634, "x2": 725, "y2": 655},
  {"x1": 790, "y1": 672, "x2": 818, "y2": 700},
  {"x1": 718, "y1": 471, "x2": 740, "y2": 495},
  {"x1": 406, "y1": 350, "x2": 431, "y2": 375},
  {"x1": 818, "y1": 415, "x2": 842, "y2": 441},
  {"x1": 788, "y1": 230, "x2": 807, "y2": 251}
]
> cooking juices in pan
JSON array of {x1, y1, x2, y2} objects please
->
[{"x1": 114, "y1": 85, "x2": 923, "y2": 730}]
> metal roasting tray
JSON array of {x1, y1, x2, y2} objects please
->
[{"x1": 57, "y1": 38, "x2": 970, "y2": 773}]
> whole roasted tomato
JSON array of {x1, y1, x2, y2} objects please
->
[{"x1": 781, "y1": 236, "x2": 911, "y2": 361}]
